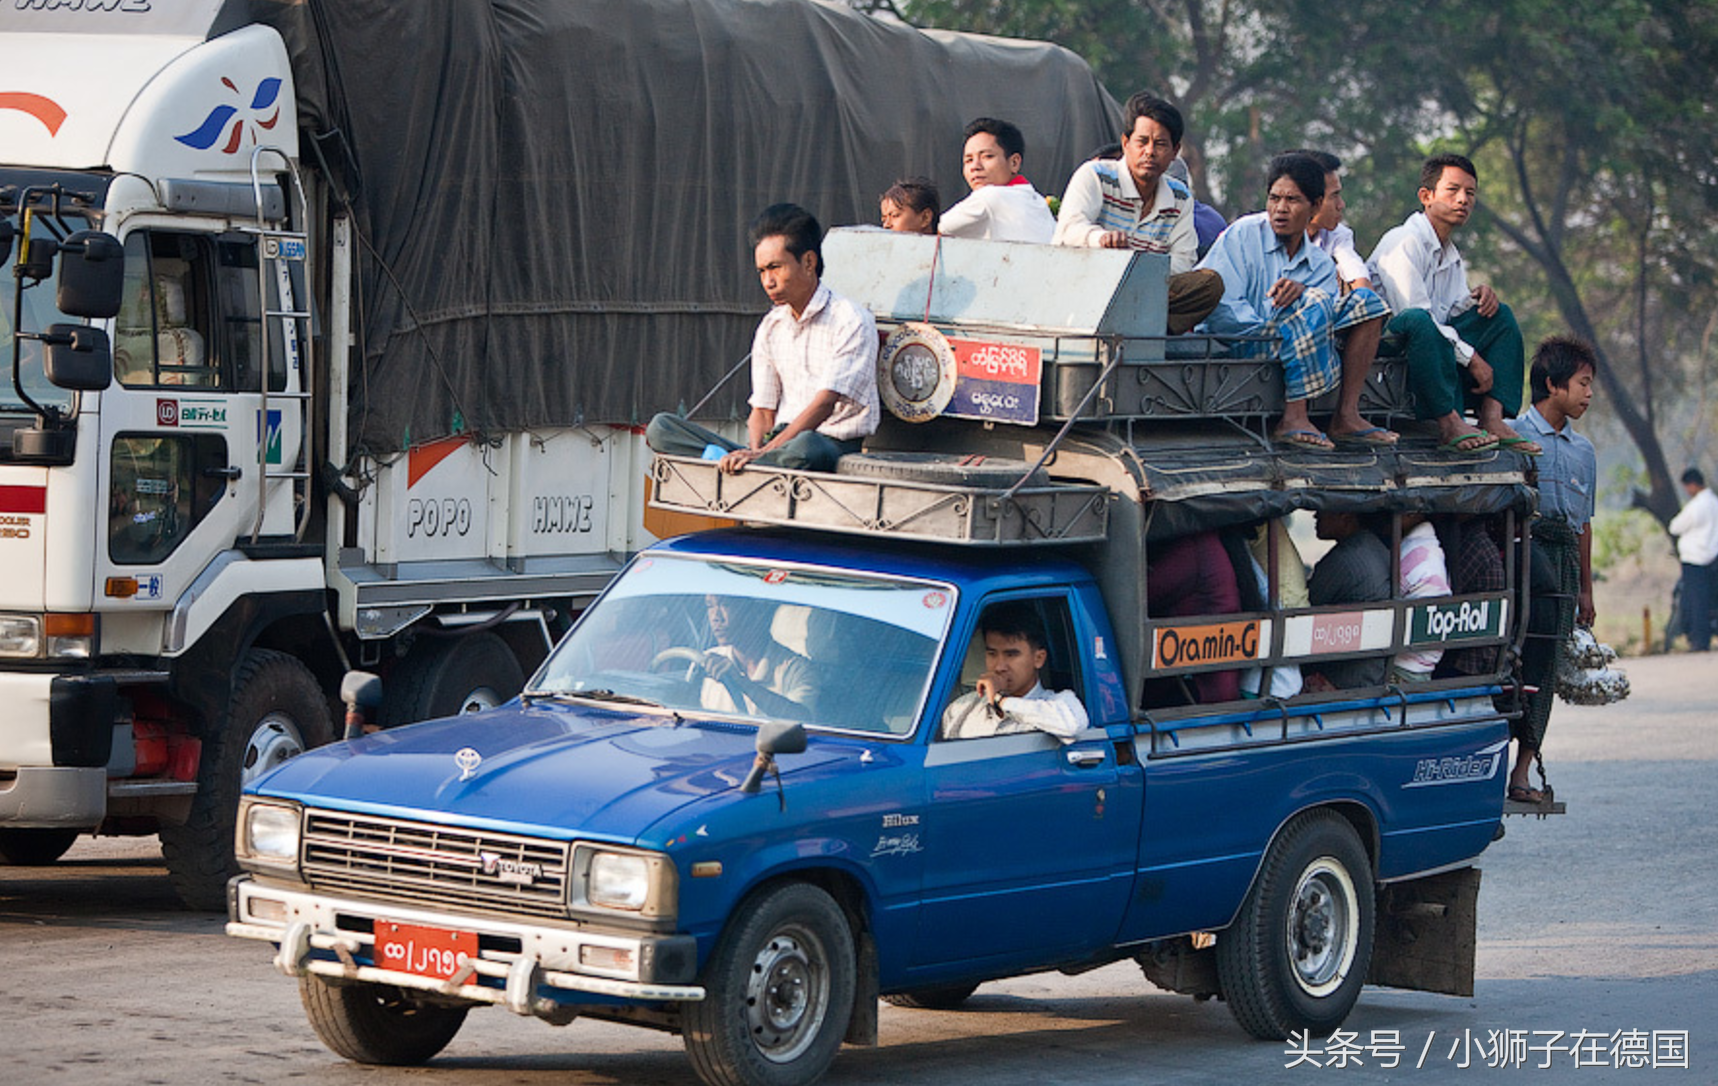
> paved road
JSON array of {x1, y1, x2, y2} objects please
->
[{"x1": 4, "y1": 654, "x2": 1714, "y2": 1085}]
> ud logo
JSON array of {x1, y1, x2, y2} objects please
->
[{"x1": 156, "y1": 398, "x2": 179, "y2": 426}]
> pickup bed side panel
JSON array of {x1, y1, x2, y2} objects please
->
[{"x1": 1118, "y1": 717, "x2": 1506, "y2": 943}]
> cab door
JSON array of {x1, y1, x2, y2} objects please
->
[{"x1": 96, "y1": 228, "x2": 294, "y2": 610}]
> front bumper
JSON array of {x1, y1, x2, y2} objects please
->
[
  {"x1": 0, "y1": 765, "x2": 105, "y2": 825},
  {"x1": 226, "y1": 876, "x2": 705, "y2": 1012}
]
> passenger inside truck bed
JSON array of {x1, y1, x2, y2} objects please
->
[{"x1": 1141, "y1": 530, "x2": 1244, "y2": 706}]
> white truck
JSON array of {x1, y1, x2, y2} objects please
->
[{"x1": 0, "y1": 0, "x2": 1117, "y2": 907}]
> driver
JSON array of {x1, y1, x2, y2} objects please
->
[
  {"x1": 941, "y1": 603, "x2": 1088, "y2": 740},
  {"x1": 696, "y1": 595, "x2": 815, "y2": 719}
]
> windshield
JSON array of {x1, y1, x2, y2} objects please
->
[
  {"x1": 2, "y1": 211, "x2": 92, "y2": 415},
  {"x1": 532, "y1": 553, "x2": 956, "y2": 736}
]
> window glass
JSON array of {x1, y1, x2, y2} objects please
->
[
  {"x1": 113, "y1": 233, "x2": 222, "y2": 389},
  {"x1": 216, "y1": 238, "x2": 291, "y2": 392},
  {"x1": 108, "y1": 433, "x2": 228, "y2": 564}
]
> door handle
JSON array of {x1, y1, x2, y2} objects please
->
[
  {"x1": 1065, "y1": 748, "x2": 1106, "y2": 767},
  {"x1": 203, "y1": 465, "x2": 243, "y2": 480}
]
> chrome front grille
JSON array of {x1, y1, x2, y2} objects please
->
[{"x1": 301, "y1": 810, "x2": 571, "y2": 920}]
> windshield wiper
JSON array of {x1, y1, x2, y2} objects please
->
[{"x1": 524, "y1": 688, "x2": 667, "y2": 709}]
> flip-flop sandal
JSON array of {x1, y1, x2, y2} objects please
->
[
  {"x1": 1494, "y1": 435, "x2": 1543, "y2": 455},
  {"x1": 1507, "y1": 783, "x2": 1546, "y2": 804},
  {"x1": 1332, "y1": 426, "x2": 1399, "y2": 447},
  {"x1": 1438, "y1": 433, "x2": 1500, "y2": 453},
  {"x1": 1273, "y1": 429, "x2": 1337, "y2": 452}
]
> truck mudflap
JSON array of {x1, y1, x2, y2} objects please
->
[
  {"x1": 1367, "y1": 866, "x2": 1481, "y2": 998},
  {"x1": 226, "y1": 879, "x2": 704, "y2": 1013}
]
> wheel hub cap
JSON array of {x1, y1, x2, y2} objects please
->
[
  {"x1": 242, "y1": 714, "x2": 305, "y2": 786},
  {"x1": 744, "y1": 931, "x2": 828, "y2": 1063},
  {"x1": 1287, "y1": 858, "x2": 1357, "y2": 997}
]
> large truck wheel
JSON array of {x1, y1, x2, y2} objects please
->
[
  {"x1": 0, "y1": 828, "x2": 79, "y2": 865},
  {"x1": 683, "y1": 882, "x2": 856, "y2": 1086},
  {"x1": 1216, "y1": 809, "x2": 1374, "y2": 1040},
  {"x1": 380, "y1": 631, "x2": 525, "y2": 728},
  {"x1": 161, "y1": 649, "x2": 333, "y2": 911},
  {"x1": 299, "y1": 976, "x2": 468, "y2": 1065}
]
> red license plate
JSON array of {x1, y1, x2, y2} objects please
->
[{"x1": 375, "y1": 921, "x2": 478, "y2": 981}]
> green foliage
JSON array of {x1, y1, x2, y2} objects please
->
[{"x1": 1591, "y1": 508, "x2": 1671, "y2": 577}]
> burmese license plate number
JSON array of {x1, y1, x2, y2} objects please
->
[{"x1": 376, "y1": 921, "x2": 478, "y2": 980}]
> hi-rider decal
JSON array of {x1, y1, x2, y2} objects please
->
[{"x1": 1404, "y1": 738, "x2": 1509, "y2": 788}]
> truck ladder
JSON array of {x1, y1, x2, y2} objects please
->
[{"x1": 244, "y1": 146, "x2": 316, "y2": 543}]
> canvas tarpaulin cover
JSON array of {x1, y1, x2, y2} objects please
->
[{"x1": 249, "y1": 0, "x2": 1119, "y2": 454}]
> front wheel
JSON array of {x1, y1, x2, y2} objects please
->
[
  {"x1": 683, "y1": 882, "x2": 856, "y2": 1086},
  {"x1": 299, "y1": 976, "x2": 468, "y2": 1065},
  {"x1": 1216, "y1": 809, "x2": 1374, "y2": 1040}
]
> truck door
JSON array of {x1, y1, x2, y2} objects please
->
[
  {"x1": 912, "y1": 594, "x2": 1137, "y2": 970},
  {"x1": 97, "y1": 229, "x2": 298, "y2": 609}
]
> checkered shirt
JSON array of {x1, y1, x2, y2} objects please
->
[{"x1": 749, "y1": 283, "x2": 880, "y2": 442}]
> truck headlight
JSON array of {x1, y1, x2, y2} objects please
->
[
  {"x1": 572, "y1": 844, "x2": 676, "y2": 920},
  {"x1": 0, "y1": 615, "x2": 41, "y2": 658},
  {"x1": 236, "y1": 798, "x2": 301, "y2": 871}
]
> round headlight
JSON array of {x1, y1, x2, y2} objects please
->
[{"x1": 587, "y1": 851, "x2": 650, "y2": 911}]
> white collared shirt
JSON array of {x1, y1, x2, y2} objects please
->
[
  {"x1": 939, "y1": 179, "x2": 1057, "y2": 244},
  {"x1": 1311, "y1": 223, "x2": 1369, "y2": 285},
  {"x1": 749, "y1": 282, "x2": 880, "y2": 442},
  {"x1": 1367, "y1": 211, "x2": 1477, "y2": 363},
  {"x1": 1670, "y1": 488, "x2": 1718, "y2": 566},
  {"x1": 939, "y1": 681, "x2": 1088, "y2": 741}
]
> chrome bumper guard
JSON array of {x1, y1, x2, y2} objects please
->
[{"x1": 226, "y1": 878, "x2": 704, "y2": 1014}]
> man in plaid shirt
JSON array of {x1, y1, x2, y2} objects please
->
[{"x1": 647, "y1": 203, "x2": 879, "y2": 473}]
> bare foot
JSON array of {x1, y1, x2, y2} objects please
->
[{"x1": 1484, "y1": 423, "x2": 1541, "y2": 454}]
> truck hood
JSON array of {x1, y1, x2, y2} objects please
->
[{"x1": 250, "y1": 702, "x2": 844, "y2": 843}]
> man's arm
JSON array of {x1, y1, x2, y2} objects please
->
[
  {"x1": 1051, "y1": 163, "x2": 1109, "y2": 248},
  {"x1": 995, "y1": 689, "x2": 1089, "y2": 740},
  {"x1": 1577, "y1": 524, "x2": 1596, "y2": 626},
  {"x1": 1166, "y1": 197, "x2": 1198, "y2": 275},
  {"x1": 938, "y1": 190, "x2": 989, "y2": 239},
  {"x1": 718, "y1": 406, "x2": 779, "y2": 473},
  {"x1": 1195, "y1": 229, "x2": 1262, "y2": 333}
]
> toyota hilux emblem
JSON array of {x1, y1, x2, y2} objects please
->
[{"x1": 454, "y1": 747, "x2": 482, "y2": 780}]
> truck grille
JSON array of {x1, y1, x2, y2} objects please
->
[{"x1": 301, "y1": 810, "x2": 571, "y2": 920}]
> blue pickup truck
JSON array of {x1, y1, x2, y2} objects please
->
[{"x1": 228, "y1": 232, "x2": 1535, "y2": 1086}]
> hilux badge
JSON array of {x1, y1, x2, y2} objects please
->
[{"x1": 454, "y1": 747, "x2": 482, "y2": 780}]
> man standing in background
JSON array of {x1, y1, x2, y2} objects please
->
[{"x1": 1669, "y1": 467, "x2": 1718, "y2": 652}]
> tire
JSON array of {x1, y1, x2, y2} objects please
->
[
  {"x1": 380, "y1": 630, "x2": 525, "y2": 728},
  {"x1": 683, "y1": 882, "x2": 857, "y2": 1086},
  {"x1": 299, "y1": 976, "x2": 469, "y2": 1065},
  {"x1": 836, "y1": 451, "x2": 1049, "y2": 489},
  {"x1": 881, "y1": 983, "x2": 979, "y2": 1010},
  {"x1": 1216, "y1": 810, "x2": 1374, "y2": 1040},
  {"x1": 160, "y1": 649, "x2": 333, "y2": 911},
  {"x1": 0, "y1": 828, "x2": 79, "y2": 865}
]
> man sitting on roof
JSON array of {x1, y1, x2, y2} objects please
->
[
  {"x1": 942, "y1": 603, "x2": 1087, "y2": 741},
  {"x1": 939, "y1": 117, "x2": 1058, "y2": 244},
  {"x1": 646, "y1": 203, "x2": 879, "y2": 473},
  {"x1": 1053, "y1": 92, "x2": 1224, "y2": 333},
  {"x1": 1366, "y1": 153, "x2": 1539, "y2": 454},
  {"x1": 1195, "y1": 153, "x2": 1395, "y2": 451}
]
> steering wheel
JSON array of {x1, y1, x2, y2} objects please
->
[{"x1": 649, "y1": 646, "x2": 751, "y2": 713}]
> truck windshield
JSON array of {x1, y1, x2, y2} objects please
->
[
  {"x1": 2, "y1": 212, "x2": 89, "y2": 415},
  {"x1": 532, "y1": 553, "x2": 956, "y2": 736}
]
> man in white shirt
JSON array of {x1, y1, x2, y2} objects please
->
[
  {"x1": 1053, "y1": 92, "x2": 1223, "y2": 334},
  {"x1": 1294, "y1": 149, "x2": 1372, "y2": 291},
  {"x1": 938, "y1": 117, "x2": 1058, "y2": 244},
  {"x1": 646, "y1": 203, "x2": 879, "y2": 473},
  {"x1": 1669, "y1": 467, "x2": 1718, "y2": 651},
  {"x1": 694, "y1": 596, "x2": 816, "y2": 719},
  {"x1": 941, "y1": 603, "x2": 1088, "y2": 741},
  {"x1": 1367, "y1": 154, "x2": 1539, "y2": 455}
]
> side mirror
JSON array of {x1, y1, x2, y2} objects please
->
[
  {"x1": 56, "y1": 231, "x2": 125, "y2": 319},
  {"x1": 341, "y1": 671, "x2": 384, "y2": 739},
  {"x1": 739, "y1": 722, "x2": 807, "y2": 794},
  {"x1": 41, "y1": 323, "x2": 113, "y2": 391},
  {"x1": 0, "y1": 219, "x2": 13, "y2": 264},
  {"x1": 19, "y1": 233, "x2": 57, "y2": 280}
]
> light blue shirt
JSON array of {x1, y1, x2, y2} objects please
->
[
  {"x1": 1517, "y1": 405, "x2": 1595, "y2": 529},
  {"x1": 1195, "y1": 212, "x2": 1340, "y2": 334}
]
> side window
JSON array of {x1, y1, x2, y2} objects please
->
[
  {"x1": 940, "y1": 596, "x2": 1084, "y2": 741},
  {"x1": 114, "y1": 233, "x2": 222, "y2": 389},
  {"x1": 216, "y1": 237, "x2": 290, "y2": 392},
  {"x1": 108, "y1": 433, "x2": 228, "y2": 564}
]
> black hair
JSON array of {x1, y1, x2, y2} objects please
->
[
  {"x1": 881, "y1": 177, "x2": 941, "y2": 231},
  {"x1": 1087, "y1": 141, "x2": 1123, "y2": 161},
  {"x1": 750, "y1": 202, "x2": 823, "y2": 277},
  {"x1": 979, "y1": 601, "x2": 1047, "y2": 653},
  {"x1": 1684, "y1": 467, "x2": 1706, "y2": 488},
  {"x1": 1122, "y1": 92, "x2": 1183, "y2": 148},
  {"x1": 1285, "y1": 148, "x2": 1341, "y2": 174},
  {"x1": 1530, "y1": 334, "x2": 1598, "y2": 401},
  {"x1": 963, "y1": 117, "x2": 1025, "y2": 161},
  {"x1": 1420, "y1": 152, "x2": 1478, "y2": 192},
  {"x1": 1266, "y1": 153, "x2": 1326, "y2": 205}
]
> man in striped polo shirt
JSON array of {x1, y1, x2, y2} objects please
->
[{"x1": 1052, "y1": 92, "x2": 1224, "y2": 334}]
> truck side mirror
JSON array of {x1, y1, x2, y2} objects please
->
[
  {"x1": 341, "y1": 671, "x2": 385, "y2": 739},
  {"x1": 42, "y1": 323, "x2": 113, "y2": 391},
  {"x1": 739, "y1": 722, "x2": 807, "y2": 794},
  {"x1": 56, "y1": 231, "x2": 125, "y2": 319}
]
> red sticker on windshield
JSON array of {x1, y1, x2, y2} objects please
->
[
  {"x1": 764, "y1": 570, "x2": 789, "y2": 585},
  {"x1": 922, "y1": 591, "x2": 947, "y2": 609}
]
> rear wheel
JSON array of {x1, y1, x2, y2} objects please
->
[
  {"x1": 0, "y1": 828, "x2": 79, "y2": 865},
  {"x1": 882, "y1": 983, "x2": 979, "y2": 1010},
  {"x1": 299, "y1": 976, "x2": 469, "y2": 1065},
  {"x1": 160, "y1": 649, "x2": 333, "y2": 910},
  {"x1": 684, "y1": 882, "x2": 856, "y2": 1086},
  {"x1": 1216, "y1": 810, "x2": 1373, "y2": 1040},
  {"x1": 381, "y1": 631, "x2": 525, "y2": 727}
]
